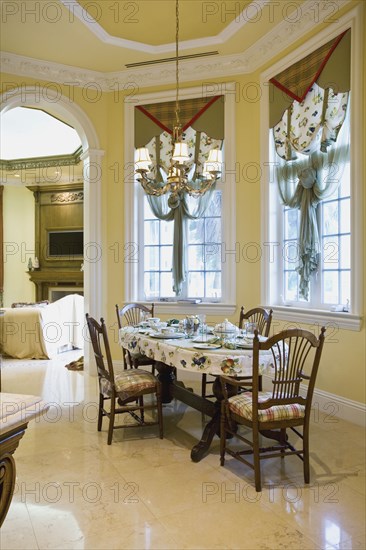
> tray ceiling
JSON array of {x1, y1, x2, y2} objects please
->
[{"x1": 1, "y1": 0, "x2": 307, "y2": 72}]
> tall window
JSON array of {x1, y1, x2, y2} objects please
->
[
  {"x1": 262, "y1": 22, "x2": 363, "y2": 324},
  {"x1": 143, "y1": 189, "x2": 222, "y2": 300},
  {"x1": 125, "y1": 85, "x2": 236, "y2": 309}
]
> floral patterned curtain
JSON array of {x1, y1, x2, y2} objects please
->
[{"x1": 273, "y1": 84, "x2": 349, "y2": 160}]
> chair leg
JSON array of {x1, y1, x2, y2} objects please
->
[
  {"x1": 280, "y1": 428, "x2": 286, "y2": 459},
  {"x1": 107, "y1": 398, "x2": 116, "y2": 445},
  {"x1": 139, "y1": 396, "x2": 144, "y2": 423},
  {"x1": 202, "y1": 374, "x2": 207, "y2": 398},
  {"x1": 156, "y1": 383, "x2": 163, "y2": 439},
  {"x1": 220, "y1": 404, "x2": 226, "y2": 466},
  {"x1": 252, "y1": 428, "x2": 262, "y2": 492},
  {"x1": 97, "y1": 394, "x2": 104, "y2": 431},
  {"x1": 303, "y1": 425, "x2": 310, "y2": 483}
]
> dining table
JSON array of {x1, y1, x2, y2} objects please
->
[{"x1": 119, "y1": 326, "x2": 275, "y2": 462}]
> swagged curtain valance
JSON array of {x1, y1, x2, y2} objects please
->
[
  {"x1": 269, "y1": 30, "x2": 350, "y2": 300},
  {"x1": 135, "y1": 96, "x2": 224, "y2": 295}
]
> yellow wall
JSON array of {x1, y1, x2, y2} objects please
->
[
  {"x1": 2, "y1": 185, "x2": 35, "y2": 306},
  {"x1": 0, "y1": 0, "x2": 364, "y2": 404}
]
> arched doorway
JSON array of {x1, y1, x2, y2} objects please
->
[{"x1": 0, "y1": 86, "x2": 104, "y2": 366}]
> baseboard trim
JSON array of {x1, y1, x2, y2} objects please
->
[{"x1": 263, "y1": 373, "x2": 366, "y2": 427}]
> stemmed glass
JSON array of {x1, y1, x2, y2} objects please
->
[
  {"x1": 198, "y1": 314, "x2": 207, "y2": 342},
  {"x1": 246, "y1": 322, "x2": 257, "y2": 337}
]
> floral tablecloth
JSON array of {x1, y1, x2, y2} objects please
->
[{"x1": 119, "y1": 328, "x2": 275, "y2": 377}]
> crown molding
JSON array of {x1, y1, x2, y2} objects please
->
[
  {"x1": 0, "y1": 0, "x2": 351, "y2": 90},
  {"x1": 60, "y1": 0, "x2": 271, "y2": 54}
]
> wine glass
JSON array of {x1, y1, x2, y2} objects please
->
[
  {"x1": 246, "y1": 322, "x2": 257, "y2": 337},
  {"x1": 198, "y1": 314, "x2": 207, "y2": 341}
]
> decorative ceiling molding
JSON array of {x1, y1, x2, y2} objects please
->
[
  {"x1": 0, "y1": 149, "x2": 82, "y2": 171},
  {"x1": 0, "y1": 0, "x2": 351, "y2": 90},
  {"x1": 60, "y1": 0, "x2": 271, "y2": 53}
]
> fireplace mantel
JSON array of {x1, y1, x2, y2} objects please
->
[{"x1": 27, "y1": 269, "x2": 83, "y2": 301}]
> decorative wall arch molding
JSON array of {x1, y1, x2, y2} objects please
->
[{"x1": 0, "y1": 86, "x2": 104, "y2": 367}]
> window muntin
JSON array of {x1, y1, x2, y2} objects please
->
[{"x1": 320, "y1": 160, "x2": 351, "y2": 307}]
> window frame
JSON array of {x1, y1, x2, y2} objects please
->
[
  {"x1": 260, "y1": 6, "x2": 363, "y2": 331},
  {"x1": 124, "y1": 83, "x2": 237, "y2": 316}
]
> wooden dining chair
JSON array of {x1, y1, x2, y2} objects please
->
[
  {"x1": 238, "y1": 306, "x2": 273, "y2": 335},
  {"x1": 220, "y1": 327, "x2": 326, "y2": 492},
  {"x1": 201, "y1": 307, "x2": 273, "y2": 398},
  {"x1": 86, "y1": 314, "x2": 163, "y2": 445},
  {"x1": 116, "y1": 303, "x2": 156, "y2": 372}
]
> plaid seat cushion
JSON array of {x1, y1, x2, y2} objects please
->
[
  {"x1": 100, "y1": 370, "x2": 157, "y2": 399},
  {"x1": 228, "y1": 391, "x2": 305, "y2": 423}
]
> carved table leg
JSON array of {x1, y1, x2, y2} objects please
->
[
  {"x1": 0, "y1": 453, "x2": 16, "y2": 528},
  {"x1": 191, "y1": 407, "x2": 220, "y2": 462},
  {"x1": 191, "y1": 377, "x2": 238, "y2": 462}
]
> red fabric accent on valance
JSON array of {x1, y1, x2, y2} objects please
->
[
  {"x1": 136, "y1": 105, "x2": 172, "y2": 134},
  {"x1": 270, "y1": 30, "x2": 348, "y2": 103},
  {"x1": 181, "y1": 96, "x2": 221, "y2": 131},
  {"x1": 136, "y1": 95, "x2": 222, "y2": 135}
]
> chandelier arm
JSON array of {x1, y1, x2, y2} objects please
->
[
  {"x1": 138, "y1": 174, "x2": 172, "y2": 196},
  {"x1": 182, "y1": 177, "x2": 218, "y2": 197}
]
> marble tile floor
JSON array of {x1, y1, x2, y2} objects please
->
[{"x1": 1, "y1": 352, "x2": 365, "y2": 550}]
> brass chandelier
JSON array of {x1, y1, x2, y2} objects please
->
[{"x1": 135, "y1": 0, "x2": 222, "y2": 198}]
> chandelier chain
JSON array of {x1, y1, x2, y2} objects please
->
[
  {"x1": 134, "y1": 0, "x2": 222, "y2": 198},
  {"x1": 175, "y1": 0, "x2": 180, "y2": 128}
]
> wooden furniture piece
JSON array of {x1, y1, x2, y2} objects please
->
[
  {"x1": 115, "y1": 303, "x2": 156, "y2": 372},
  {"x1": 27, "y1": 269, "x2": 83, "y2": 302},
  {"x1": 201, "y1": 307, "x2": 273, "y2": 398},
  {"x1": 0, "y1": 393, "x2": 49, "y2": 526},
  {"x1": 220, "y1": 327, "x2": 326, "y2": 492},
  {"x1": 86, "y1": 314, "x2": 163, "y2": 445}
]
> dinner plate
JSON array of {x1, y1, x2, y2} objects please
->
[
  {"x1": 193, "y1": 343, "x2": 222, "y2": 350},
  {"x1": 150, "y1": 332, "x2": 186, "y2": 339},
  {"x1": 192, "y1": 336, "x2": 219, "y2": 343},
  {"x1": 240, "y1": 334, "x2": 268, "y2": 342},
  {"x1": 235, "y1": 342, "x2": 253, "y2": 349}
]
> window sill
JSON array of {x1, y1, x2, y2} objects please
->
[
  {"x1": 147, "y1": 302, "x2": 237, "y2": 317},
  {"x1": 269, "y1": 305, "x2": 363, "y2": 332}
]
